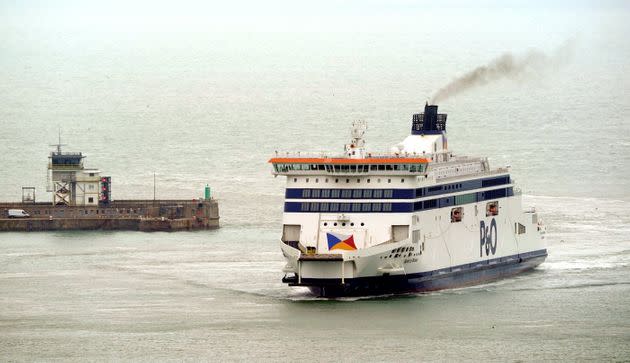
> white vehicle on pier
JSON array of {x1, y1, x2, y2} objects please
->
[{"x1": 269, "y1": 104, "x2": 546, "y2": 297}]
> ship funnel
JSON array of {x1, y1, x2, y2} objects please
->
[{"x1": 411, "y1": 103, "x2": 447, "y2": 135}]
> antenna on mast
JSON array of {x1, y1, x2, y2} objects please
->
[{"x1": 49, "y1": 127, "x2": 67, "y2": 153}]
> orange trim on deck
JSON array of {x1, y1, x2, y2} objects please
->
[{"x1": 268, "y1": 157, "x2": 431, "y2": 164}]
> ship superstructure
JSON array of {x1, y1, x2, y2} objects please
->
[{"x1": 269, "y1": 103, "x2": 546, "y2": 297}]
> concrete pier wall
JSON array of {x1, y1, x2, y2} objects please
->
[{"x1": 0, "y1": 199, "x2": 220, "y2": 232}]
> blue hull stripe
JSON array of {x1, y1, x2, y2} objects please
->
[
  {"x1": 283, "y1": 249, "x2": 547, "y2": 297},
  {"x1": 285, "y1": 175, "x2": 511, "y2": 200},
  {"x1": 285, "y1": 187, "x2": 513, "y2": 213}
]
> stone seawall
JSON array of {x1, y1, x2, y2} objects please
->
[{"x1": 0, "y1": 199, "x2": 219, "y2": 232}]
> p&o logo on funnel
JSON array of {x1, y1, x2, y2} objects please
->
[{"x1": 327, "y1": 232, "x2": 357, "y2": 251}]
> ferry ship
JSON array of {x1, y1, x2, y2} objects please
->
[{"x1": 269, "y1": 103, "x2": 546, "y2": 297}]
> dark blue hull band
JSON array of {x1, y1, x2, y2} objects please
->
[{"x1": 283, "y1": 249, "x2": 547, "y2": 297}]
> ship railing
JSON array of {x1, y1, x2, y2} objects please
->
[
  {"x1": 272, "y1": 151, "x2": 434, "y2": 159},
  {"x1": 51, "y1": 152, "x2": 83, "y2": 156}
]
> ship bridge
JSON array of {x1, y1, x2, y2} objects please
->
[{"x1": 269, "y1": 154, "x2": 430, "y2": 175}]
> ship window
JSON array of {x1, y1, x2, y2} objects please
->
[
  {"x1": 451, "y1": 207, "x2": 463, "y2": 223},
  {"x1": 323, "y1": 222, "x2": 328, "y2": 226},
  {"x1": 370, "y1": 165, "x2": 377, "y2": 170},
  {"x1": 384, "y1": 190, "x2": 393, "y2": 198},
  {"x1": 335, "y1": 178, "x2": 339, "y2": 183},
  {"x1": 378, "y1": 165, "x2": 385, "y2": 171},
  {"x1": 352, "y1": 190, "x2": 362, "y2": 198},
  {"x1": 293, "y1": 178, "x2": 297, "y2": 182},
  {"x1": 352, "y1": 203, "x2": 361, "y2": 212},
  {"x1": 334, "y1": 165, "x2": 340, "y2": 172},
  {"x1": 321, "y1": 189, "x2": 331, "y2": 198},
  {"x1": 346, "y1": 179, "x2": 350, "y2": 183},
  {"x1": 424, "y1": 199, "x2": 437, "y2": 209},
  {"x1": 367, "y1": 179, "x2": 371, "y2": 183},
  {"x1": 455, "y1": 193, "x2": 476, "y2": 205},
  {"x1": 341, "y1": 203, "x2": 351, "y2": 212},
  {"x1": 334, "y1": 222, "x2": 338, "y2": 226},
  {"x1": 377, "y1": 179, "x2": 381, "y2": 183},
  {"x1": 315, "y1": 178, "x2": 319, "y2": 183},
  {"x1": 330, "y1": 203, "x2": 339, "y2": 212},
  {"x1": 387, "y1": 179, "x2": 391, "y2": 183},
  {"x1": 401, "y1": 179, "x2": 404, "y2": 183},
  {"x1": 363, "y1": 189, "x2": 372, "y2": 198},
  {"x1": 362, "y1": 204, "x2": 371, "y2": 212},
  {"x1": 331, "y1": 189, "x2": 340, "y2": 198},
  {"x1": 325, "y1": 178, "x2": 328, "y2": 182},
  {"x1": 341, "y1": 190, "x2": 352, "y2": 198},
  {"x1": 310, "y1": 202, "x2": 319, "y2": 212},
  {"x1": 311, "y1": 189, "x2": 320, "y2": 198},
  {"x1": 357, "y1": 179, "x2": 360, "y2": 183},
  {"x1": 301, "y1": 202, "x2": 309, "y2": 212},
  {"x1": 302, "y1": 189, "x2": 311, "y2": 198},
  {"x1": 306, "y1": 178, "x2": 309, "y2": 183},
  {"x1": 373, "y1": 189, "x2": 383, "y2": 198},
  {"x1": 383, "y1": 203, "x2": 392, "y2": 212},
  {"x1": 318, "y1": 165, "x2": 325, "y2": 171},
  {"x1": 350, "y1": 222, "x2": 354, "y2": 226},
  {"x1": 515, "y1": 222, "x2": 526, "y2": 234},
  {"x1": 486, "y1": 201, "x2": 499, "y2": 216},
  {"x1": 386, "y1": 165, "x2": 393, "y2": 171},
  {"x1": 320, "y1": 203, "x2": 329, "y2": 212},
  {"x1": 372, "y1": 203, "x2": 382, "y2": 212},
  {"x1": 88, "y1": 197, "x2": 94, "y2": 203},
  {"x1": 360, "y1": 222, "x2": 365, "y2": 226}
]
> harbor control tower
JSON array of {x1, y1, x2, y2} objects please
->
[{"x1": 47, "y1": 143, "x2": 104, "y2": 206}]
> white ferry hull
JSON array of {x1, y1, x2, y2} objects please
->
[
  {"x1": 283, "y1": 248, "x2": 546, "y2": 297},
  {"x1": 279, "y1": 193, "x2": 547, "y2": 297}
]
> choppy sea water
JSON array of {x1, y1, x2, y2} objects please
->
[{"x1": 1, "y1": 1, "x2": 629, "y2": 361}]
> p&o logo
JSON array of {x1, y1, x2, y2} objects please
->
[{"x1": 480, "y1": 218, "x2": 498, "y2": 257}]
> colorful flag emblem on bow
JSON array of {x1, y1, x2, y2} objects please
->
[{"x1": 327, "y1": 232, "x2": 357, "y2": 251}]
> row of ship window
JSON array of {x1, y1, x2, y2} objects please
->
[
  {"x1": 293, "y1": 177, "x2": 404, "y2": 184},
  {"x1": 275, "y1": 163, "x2": 426, "y2": 173},
  {"x1": 286, "y1": 175, "x2": 511, "y2": 199},
  {"x1": 284, "y1": 187, "x2": 512, "y2": 213},
  {"x1": 299, "y1": 188, "x2": 395, "y2": 199}
]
